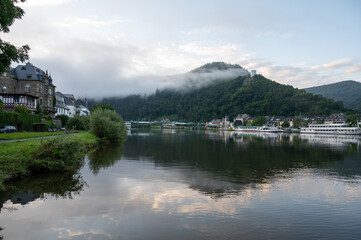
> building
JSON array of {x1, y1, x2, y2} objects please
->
[
  {"x1": 356, "y1": 114, "x2": 361, "y2": 127},
  {"x1": 266, "y1": 116, "x2": 286, "y2": 127},
  {"x1": 0, "y1": 62, "x2": 56, "y2": 114},
  {"x1": 250, "y1": 70, "x2": 256, "y2": 77},
  {"x1": 75, "y1": 98, "x2": 90, "y2": 116},
  {"x1": 324, "y1": 113, "x2": 347, "y2": 124},
  {"x1": 55, "y1": 91, "x2": 90, "y2": 117},
  {"x1": 63, "y1": 94, "x2": 77, "y2": 117},
  {"x1": 233, "y1": 114, "x2": 251, "y2": 126},
  {"x1": 54, "y1": 92, "x2": 71, "y2": 117}
]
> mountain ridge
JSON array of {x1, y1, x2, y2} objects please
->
[
  {"x1": 89, "y1": 71, "x2": 352, "y2": 121},
  {"x1": 304, "y1": 80, "x2": 361, "y2": 111}
]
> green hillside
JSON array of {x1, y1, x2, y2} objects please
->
[
  {"x1": 305, "y1": 80, "x2": 361, "y2": 111},
  {"x1": 90, "y1": 74, "x2": 351, "y2": 122}
]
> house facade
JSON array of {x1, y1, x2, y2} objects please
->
[
  {"x1": 54, "y1": 92, "x2": 71, "y2": 117},
  {"x1": 0, "y1": 62, "x2": 56, "y2": 115},
  {"x1": 324, "y1": 113, "x2": 347, "y2": 124},
  {"x1": 55, "y1": 91, "x2": 90, "y2": 117}
]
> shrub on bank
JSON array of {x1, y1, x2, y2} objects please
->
[
  {"x1": 66, "y1": 115, "x2": 89, "y2": 130},
  {"x1": 30, "y1": 137, "x2": 85, "y2": 172},
  {"x1": 0, "y1": 133, "x2": 99, "y2": 189},
  {"x1": 90, "y1": 109, "x2": 126, "y2": 143}
]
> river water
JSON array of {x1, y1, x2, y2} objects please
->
[{"x1": 1, "y1": 130, "x2": 361, "y2": 240}]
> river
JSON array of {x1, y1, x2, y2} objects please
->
[{"x1": 1, "y1": 130, "x2": 361, "y2": 239}]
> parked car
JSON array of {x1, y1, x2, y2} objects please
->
[{"x1": 0, "y1": 126, "x2": 17, "y2": 133}]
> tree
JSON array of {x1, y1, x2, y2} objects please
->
[
  {"x1": 346, "y1": 114, "x2": 357, "y2": 126},
  {"x1": 35, "y1": 103, "x2": 42, "y2": 115},
  {"x1": 90, "y1": 109, "x2": 126, "y2": 143},
  {"x1": 293, "y1": 117, "x2": 307, "y2": 129},
  {"x1": 252, "y1": 116, "x2": 267, "y2": 126},
  {"x1": 281, "y1": 120, "x2": 290, "y2": 128},
  {"x1": 0, "y1": 0, "x2": 30, "y2": 73},
  {"x1": 57, "y1": 114, "x2": 69, "y2": 127},
  {"x1": 0, "y1": 99, "x2": 3, "y2": 113},
  {"x1": 91, "y1": 103, "x2": 115, "y2": 112},
  {"x1": 14, "y1": 105, "x2": 29, "y2": 114}
]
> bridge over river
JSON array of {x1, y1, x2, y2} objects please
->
[{"x1": 125, "y1": 120, "x2": 207, "y2": 126}]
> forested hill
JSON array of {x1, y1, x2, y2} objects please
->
[
  {"x1": 89, "y1": 74, "x2": 351, "y2": 122},
  {"x1": 304, "y1": 80, "x2": 361, "y2": 111}
]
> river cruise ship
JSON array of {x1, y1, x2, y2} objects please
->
[
  {"x1": 300, "y1": 123, "x2": 361, "y2": 135},
  {"x1": 234, "y1": 126, "x2": 283, "y2": 133}
]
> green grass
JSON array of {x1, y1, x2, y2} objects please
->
[
  {"x1": 0, "y1": 132, "x2": 99, "y2": 190},
  {"x1": 0, "y1": 131, "x2": 64, "y2": 140}
]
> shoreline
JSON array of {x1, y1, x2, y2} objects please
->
[{"x1": 0, "y1": 132, "x2": 99, "y2": 190}]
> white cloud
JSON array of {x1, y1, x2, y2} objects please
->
[
  {"x1": 19, "y1": 0, "x2": 76, "y2": 7},
  {"x1": 311, "y1": 58, "x2": 354, "y2": 71},
  {"x1": 280, "y1": 33, "x2": 293, "y2": 39},
  {"x1": 344, "y1": 64, "x2": 361, "y2": 74},
  {"x1": 54, "y1": 17, "x2": 132, "y2": 28}
]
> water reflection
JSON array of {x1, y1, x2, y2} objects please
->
[
  {"x1": 123, "y1": 131, "x2": 361, "y2": 198},
  {"x1": 87, "y1": 144, "x2": 124, "y2": 175},
  {"x1": 0, "y1": 130, "x2": 361, "y2": 240},
  {"x1": 0, "y1": 173, "x2": 87, "y2": 212}
]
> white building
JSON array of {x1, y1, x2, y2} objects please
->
[
  {"x1": 54, "y1": 92, "x2": 71, "y2": 117},
  {"x1": 250, "y1": 70, "x2": 257, "y2": 77}
]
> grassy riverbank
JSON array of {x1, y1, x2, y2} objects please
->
[
  {"x1": 0, "y1": 131, "x2": 63, "y2": 140},
  {"x1": 0, "y1": 133, "x2": 99, "y2": 189},
  {"x1": 0, "y1": 131, "x2": 86, "y2": 140}
]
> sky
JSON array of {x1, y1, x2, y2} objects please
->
[{"x1": 2, "y1": 0, "x2": 361, "y2": 98}]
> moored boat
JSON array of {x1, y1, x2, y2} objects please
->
[
  {"x1": 300, "y1": 123, "x2": 361, "y2": 135},
  {"x1": 234, "y1": 126, "x2": 283, "y2": 133}
]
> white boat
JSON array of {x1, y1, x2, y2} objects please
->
[
  {"x1": 125, "y1": 122, "x2": 131, "y2": 130},
  {"x1": 233, "y1": 126, "x2": 283, "y2": 133},
  {"x1": 300, "y1": 123, "x2": 361, "y2": 135}
]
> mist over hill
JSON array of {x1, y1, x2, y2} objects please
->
[
  {"x1": 304, "y1": 80, "x2": 361, "y2": 111},
  {"x1": 89, "y1": 63, "x2": 351, "y2": 121}
]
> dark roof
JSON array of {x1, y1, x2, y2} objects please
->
[
  {"x1": 56, "y1": 91, "x2": 74, "y2": 105},
  {"x1": 12, "y1": 62, "x2": 55, "y2": 86},
  {"x1": 325, "y1": 113, "x2": 347, "y2": 121}
]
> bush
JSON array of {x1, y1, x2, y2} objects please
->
[
  {"x1": 66, "y1": 115, "x2": 89, "y2": 130},
  {"x1": 32, "y1": 123, "x2": 47, "y2": 132},
  {"x1": 30, "y1": 137, "x2": 86, "y2": 172},
  {"x1": 90, "y1": 109, "x2": 126, "y2": 143},
  {"x1": 57, "y1": 114, "x2": 69, "y2": 127},
  {"x1": 0, "y1": 111, "x2": 41, "y2": 131}
]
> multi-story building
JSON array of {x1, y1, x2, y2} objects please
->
[
  {"x1": 0, "y1": 62, "x2": 56, "y2": 115},
  {"x1": 54, "y1": 92, "x2": 71, "y2": 117},
  {"x1": 55, "y1": 91, "x2": 90, "y2": 117}
]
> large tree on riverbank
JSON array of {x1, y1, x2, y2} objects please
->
[{"x1": 0, "y1": 0, "x2": 30, "y2": 73}]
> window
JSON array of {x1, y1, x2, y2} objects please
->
[
  {"x1": 14, "y1": 96, "x2": 19, "y2": 103},
  {"x1": 45, "y1": 88, "x2": 48, "y2": 95},
  {"x1": 2, "y1": 72, "x2": 7, "y2": 77},
  {"x1": 25, "y1": 85, "x2": 30, "y2": 93},
  {"x1": 39, "y1": 98, "x2": 43, "y2": 106},
  {"x1": 49, "y1": 89, "x2": 52, "y2": 95},
  {"x1": 40, "y1": 86, "x2": 43, "y2": 94}
]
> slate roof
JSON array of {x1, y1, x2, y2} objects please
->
[
  {"x1": 325, "y1": 113, "x2": 347, "y2": 121},
  {"x1": 11, "y1": 62, "x2": 55, "y2": 86},
  {"x1": 56, "y1": 91, "x2": 74, "y2": 105}
]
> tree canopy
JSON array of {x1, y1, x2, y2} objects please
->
[
  {"x1": 89, "y1": 75, "x2": 352, "y2": 122},
  {"x1": 0, "y1": 0, "x2": 30, "y2": 73}
]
